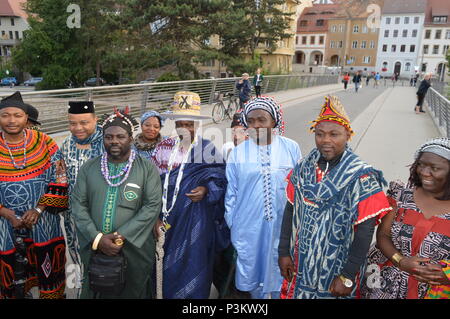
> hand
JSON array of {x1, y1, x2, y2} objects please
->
[
  {"x1": 2, "y1": 208, "x2": 24, "y2": 229},
  {"x1": 153, "y1": 219, "x2": 165, "y2": 240},
  {"x1": 413, "y1": 263, "x2": 450, "y2": 286},
  {"x1": 186, "y1": 186, "x2": 208, "y2": 203},
  {"x1": 238, "y1": 80, "x2": 243, "y2": 84},
  {"x1": 98, "y1": 234, "x2": 122, "y2": 256},
  {"x1": 329, "y1": 276, "x2": 353, "y2": 297},
  {"x1": 278, "y1": 256, "x2": 296, "y2": 282},
  {"x1": 22, "y1": 209, "x2": 41, "y2": 229},
  {"x1": 398, "y1": 256, "x2": 431, "y2": 276}
]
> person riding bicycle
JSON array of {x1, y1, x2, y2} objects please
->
[{"x1": 236, "y1": 73, "x2": 252, "y2": 108}]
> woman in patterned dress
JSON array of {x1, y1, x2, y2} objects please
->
[{"x1": 362, "y1": 138, "x2": 450, "y2": 299}]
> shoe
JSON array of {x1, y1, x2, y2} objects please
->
[{"x1": 419, "y1": 110, "x2": 425, "y2": 113}]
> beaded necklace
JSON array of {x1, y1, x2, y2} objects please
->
[
  {"x1": 161, "y1": 136, "x2": 197, "y2": 229},
  {"x1": 1, "y1": 131, "x2": 27, "y2": 169},
  {"x1": 101, "y1": 150, "x2": 136, "y2": 187}
]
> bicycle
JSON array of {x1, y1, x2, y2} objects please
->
[{"x1": 212, "y1": 92, "x2": 239, "y2": 124}]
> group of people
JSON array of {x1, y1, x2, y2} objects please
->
[
  {"x1": 342, "y1": 71, "x2": 382, "y2": 92},
  {"x1": 236, "y1": 69, "x2": 265, "y2": 108},
  {"x1": 0, "y1": 87, "x2": 448, "y2": 300}
]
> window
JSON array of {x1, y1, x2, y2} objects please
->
[
  {"x1": 433, "y1": 16, "x2": 448, "y2": 23},
  {"x1": 395, "y1": 17, "x2": 400, "y2": 24},
  {"x1": 361, "y1": 41, "x2": 367, "y2": 49},
  {"x1": 302, "y1": 36, "x2": 307, "y2": 45},
  {"x1": 446, "y1": 29, "x2": 450, "y2": 39},
  {"x1": 405, "y1": 63, "x2": 411, "y2": 71},
  {"x1": 339, "y1": 25, "x2": 344, "y2": 32},
  {"x1": 382, "y1": 44, "x2": 388, "y2": 52},
  {"x1": 15, "y1": 31, "x2": 19, "y2": 40},
  {"x1": 349, "y1": 57, "x2": 355, "y2": 64},
  {"x1": 352, "y1": 41, "x2": 358, "y2": 49},
  {"x1": 412, "y1": 29, "x2": 418, "y2": 37},
  {"x1": 319, "y1": 36, "x2": 324, "y2": 45},
  {"x1": 362, "y1": 26, "x2": 368, "y2": 33},
  {"x1": 363, "y1": 56, "x2": 371, "y2": 64},
  {"x1": 400, "y1": 45, "x2": 406, "y2": 52},
  {"x1": 421, "y1": 63, "x2": 427, "y2": 72},
  {"x1": 316, "y1": 19, "x2": 324, "y2": 26},
  {"x1": 310, "y1": 36, "x2": 315, "y2": 45},
  {"x1": 384, "y1": 30, "x2": 389, "y2": 37},
  {"x1": 370, "y1": 41, "x2": 375, "y2": 49},
  {"x1": 404, "y1": 17, "x2": 410, "y2": 24},
  {"x1": 410, "y1": 45, "x2": 416, "y2": 52},
  {"x1": 402, "y1": 30, "x2": 408, "y2": 37},
  {"x1": 391, "y1": 45, "x2": 396, "y2": 52},
  {"x1": 300, "y1": 20, "x2": 308, "y2": 27},
  {"x1": 330, "y1": 41, "x2": 335, "y2": 48},
  {"x1": 425, "y1": 30, "x2": 431, "y2": 39},
  {"x1": 443, "y1": 45, "x2": 449, "y2": 55},
  {"x1": 8, "y1": 31, "x2": 12, "y2": 39},
  {"x1": 386, "y1": 17, "x2": 391, "y2": 24},
  {"x1": 202, "y1": 59, "x2": 215, "y2": 67},
  {"x1": 295, "y1": 36, "x2": 298, "y2": 45},
  {"x1": 435, "y1": 30, "x2": 442, "y2": 39},
  {"x1": 414, "y1": 17, "x2": 420, "y2": 24},
  {"x1": 423, "y1": 45, "x2": 429, "y2": 54},
  {"x1": 433, "y1": 45, "x2": 439, "y2": 54},
  {"x1": 331, "y1": 25, "x2": 337, "y2": 32},
  {"x1": 10, "y1": 18, "x2": 14, "y2": 26},
  {"x1": 353, "y1": 25, "x2": 359, "y2": 33},
  {"x1": 393, "y1": 30, "x2": 398, "y2": 38},
  {"x1": 338, "y1": 41, "x2": 343, "y2": 48}
]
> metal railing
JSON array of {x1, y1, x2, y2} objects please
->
[
  {"x1": 426, "y1": 87, "x2": 450, "y2": 138},
  {"x1": 6, "y1": 74, "x2": 338, "y2": 135}
]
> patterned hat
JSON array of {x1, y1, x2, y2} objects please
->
[
  {"x1": 164, "y1": 91, "x2": 210, "y2": 120},
  {"x1": 241, "y1": 96, "x2": 283, "y2": 128},
  {"x1": 102, "y1": 106, "x2": 139, "y2": 136},
  {"x1": 310, "y1": 96, "x2": 354, "y2": 136},
  {"x1": 415, "y1": 137, "x2": 450, "y2": 161}
]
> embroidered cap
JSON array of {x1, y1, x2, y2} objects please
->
[
  {"x1": 310, "y1": 96, "x2": 354, "y2": 136},
  {"x1": 68, "y1": 101, "x2": 95, "y2": 114}
]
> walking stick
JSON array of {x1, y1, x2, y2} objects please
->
[{"x1": 155, "y1": 226, "x2": 166, "y2": 299}]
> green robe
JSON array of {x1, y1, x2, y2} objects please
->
[{"x1": 71, "y1": 155, "x2": 162, "y2": 299}]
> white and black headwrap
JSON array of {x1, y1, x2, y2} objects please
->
[
  {"x1": 415, "y1": 137, "x2": 450, "y2": 161},
  {"x1": 241, "y1": 96, "x2": 282, "y2": 129}
]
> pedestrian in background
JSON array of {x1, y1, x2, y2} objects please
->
[
  {"x1": 236, "y1": 73, "x2": 252, "y2": 108},
  {"x1": 415, "y1": 73, "x2": 432, "y2": 114},
  {"x1": 253, "y1": 68, "x2": 264, "y2": 98},
  {"x1": 343, "y1": 73, "x2": 350, "y2": 91},
  {"x1": 353, "y1": 71, "x2": 362, "y2": 93}
]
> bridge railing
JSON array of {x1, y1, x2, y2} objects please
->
[
  {"x1": 426, "y1": 87, "x2": 450, "y2": 138},
  {"x1": 9, "y1": 74, "x2": 338, "y2": 135}
]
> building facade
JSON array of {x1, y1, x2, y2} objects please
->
[
  {"x1": 419, "y1": 0, "x2": 450, "y2": 81},
  {"x1": 294, "y1": 3, "x2": 339, "y2": 73},
  {"x1": 375, "y1": 0, "x2": 427, "y2": 78},
  {"x1": 0, "y1": 0, "x2": 28, "y2": 60},
  {"x1": 326, "y1": 16, "x2": 380, "y2": 74}
]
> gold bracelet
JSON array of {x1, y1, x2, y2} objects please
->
[
  {"x1": 391, "y1": 253, "x2": 404, "y2": 266},
  {"x1": 92, "y1": 233, "x2": 104, "y2": 251}
]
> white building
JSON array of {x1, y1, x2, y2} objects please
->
[
  {"x1": 418, "y1": 0, "x2": 450, "y2": 81},
  {"x1": 376, "y1": 0, "x2": 427, "y2": 78},
  {"x1": 0, "y1": 0, "x2": 29, "y2": 59}
]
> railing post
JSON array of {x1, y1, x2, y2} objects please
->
[
  {"x1": 86, "y1": 89, "x2": 93, "y2": 101},
  {"x1": 140, "y1": 86, "x2": 149, "y2": 116},
  {"x1": 209, "y1": 80, "x2": 218, "y2": 104}
]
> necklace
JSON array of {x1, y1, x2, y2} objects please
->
[
  {"x1": 161, "y1": 136, "x2": 197, "y2": 228},
  {"x1": 1, "y1": 131, "x2": 27, "y2": 169},
  {"x1": 101, "y1": 150, "x2": 136, "y2": 187}
]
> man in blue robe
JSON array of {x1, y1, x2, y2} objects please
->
[
  {"x1": 225, "y1": 96, "x2": 301, "y2": 299},
  {"x1": 151, "y1": 91, "x2": 228, "y2": 299}
]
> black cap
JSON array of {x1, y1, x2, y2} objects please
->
[
  {"x1": 0, "y1": 91, "x2": 30, "y2": 113},
  {"x1": 27, "y1": 104, "x2": 41, "y2": 125},
  {"x1": 68, "y1": 101, "x2": 95, "y2": 114}
]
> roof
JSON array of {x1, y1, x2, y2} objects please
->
[
  {"x1": 425, "y1": 0, "x2": 450, "y2": 26},
  {"x1": 0, "y1": 0, "x2": 27, "y2": 19},
  {"x1": 297, "y1": 3, "x2": 339, "y2": 32},
  {"x1": 382, "y1": 0, "x2": 427, "y2": 15}
]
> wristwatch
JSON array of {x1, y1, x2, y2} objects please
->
[{"x1": 339, "y1": 275, "x2": 354, "y2": 288}]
